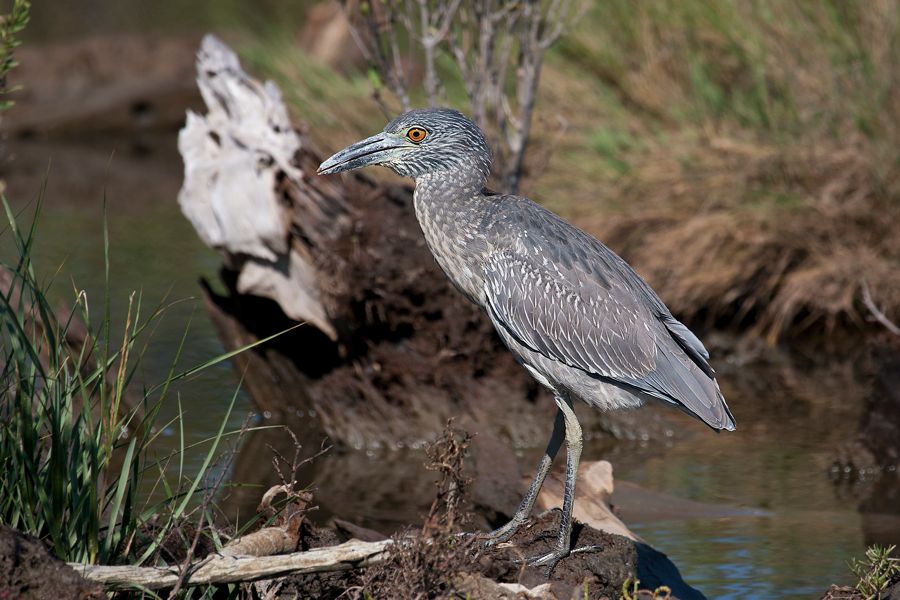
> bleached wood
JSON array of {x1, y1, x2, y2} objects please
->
[
  {"x1": 535, "y1": 460, "x2": 639, "y2": 542},
  {"x1": 68, "y1": 538, "x2": 392, "y2": 591},
  {"x1": 178, "y1": 35, "x2": 335, "y2": 337}
]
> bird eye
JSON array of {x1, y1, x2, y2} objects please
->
[{"x1": 406, "y1": 127, "x2": 427, "y2": 143}]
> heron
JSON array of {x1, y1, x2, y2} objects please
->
[{"x1": 318, "y1": 108, "x2": 735, "y2": 571}]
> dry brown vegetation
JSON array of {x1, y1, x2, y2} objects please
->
[
  {"x1": 532, "y1": 1, "x2": 900, "y2": 342},
  {"x1": 354, "y1": 422, "x2": 480, "y2": 599},
  {"x1": 248, "y1": 0, "x2": 899, "y2": 344}
]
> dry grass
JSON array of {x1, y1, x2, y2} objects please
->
[
  {"x1": 529, "y1": 0, "x2": 900, "y2": 341},
  {"x1": 592, "y1": 132, "x2": 900, "y2": 341},
  {"x1": 245, "y1": 0, "x2": 900, "y2": 342},
  {"x1": 353, "y1": 421, "x2": 478, "y2": 600}
]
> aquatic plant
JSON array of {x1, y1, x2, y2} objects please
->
[{"x1": 849, "y1": 544, "x2": 899, "y2": 600}]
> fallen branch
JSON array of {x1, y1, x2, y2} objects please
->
[{"x1": 67, "y1": 539, "x2": 392, "y2": 591}]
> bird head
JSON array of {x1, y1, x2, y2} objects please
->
[{"x1": 317, "y1": 108, "x2": 491, "y2": 184}]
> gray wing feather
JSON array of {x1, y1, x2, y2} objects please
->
[
  {"x1": 484, "y1": 198, "x2": 734, "y2": 430},
  {"x1": 662, "y1": 316, "x2": 715, "y2": 377}
]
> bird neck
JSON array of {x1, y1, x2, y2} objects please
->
[
  {"x1": 412, "y1": 168, "x2": 492, "y2": 223},
  {"x1": 414, "y1": 161, "x2": 488, "y2": 192},
  {"x1": 412, "y1": 168, "x2": 493, "y2": 304}
]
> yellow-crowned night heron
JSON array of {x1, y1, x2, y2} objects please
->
[{"x1": 318, "y1": 108, "x2": 735, "y2": 571}]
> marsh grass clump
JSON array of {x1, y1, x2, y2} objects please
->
[
  {"x1": 356, "y1": 421, "x2": 479, "y2": 599},
  {"x1": 848, "y1": 544, "x2": 899, "y2": 600},
  {"x1": 0, "y1": 196, "x2": 250, "y2": 567},
  {"x1": 0, "y1": 0, "x2": 29, "y2": 111}
]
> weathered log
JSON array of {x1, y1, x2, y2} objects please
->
[
  {"x1": 178, "y1": 35, "x2": 672, "y2": 451},
  {"x1": 67, "y1": 538, "x2": 392, "y2": 591}
]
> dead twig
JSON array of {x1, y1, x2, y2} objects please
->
[
  {"x1": 220, "y1": 431, "x2": 332, "y2": 559},
  {"x1": 861, "y1": 279, "x2": 900, "y2": 335},
  {"x1": 167, "y1": 417, "x2": 249, "y2": 598},
  {"x1": 354, "y1": 419, "x2": 477, "y2": 599}
]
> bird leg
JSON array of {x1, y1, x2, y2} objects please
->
[
  {"x1": 481, "y1": 408, "x2": 565, "y2": 545},
  {"x1": 525, "y1": 395, "x2": 583, "y2": 575}
]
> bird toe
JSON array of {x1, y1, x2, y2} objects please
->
[{"x1": 523, "y1": 547, "x2": 570, "y2": 577}]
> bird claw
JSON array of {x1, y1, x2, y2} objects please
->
[
  {"x1": 478, "y1": 519, "x2": 524, "y2": 547},
  {"x1": 516, "y1": 543, "x2": 603, "y2": 577},
  {"x1": 519, "y1": 548, "x2": 569, "y2": 577},
  {"x1": 570, "y1": 544, "x2": 604, "y2": 555}
]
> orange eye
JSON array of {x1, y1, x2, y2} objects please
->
[{"x1": 407, "y1": 127, "x2": 427, "y2": 143}]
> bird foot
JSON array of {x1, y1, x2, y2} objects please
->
[
  {"x1": 521, "y1": 547, "x2": 570, "y2": 577},
  {"x1": 479, "y1": 517, "x2": 526, "y2": 547},
  {"x1": 518, "y1": 543, "x2": 603, "y2": 577}
]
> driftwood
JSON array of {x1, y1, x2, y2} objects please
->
[
  {"x1": 67, "y1": 538, "x2": 392, "y2": 591},
  {"x1": 535, "y1": 460, "x2": 638, "y2": 542},
  {"x1": 178, "y1": 35, "x2": 672, "y2": 450}
]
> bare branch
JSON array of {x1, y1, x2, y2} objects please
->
[
  {"x1": 861, "y1": 279, "x2": 900, "y2": 335},
  {"x1": 342, "y1": 0, "x2": 588, "y2": 193}
]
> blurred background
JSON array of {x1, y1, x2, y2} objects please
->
[{"x1": 1, "y1": 1, "x2": 898, "y2": 598}]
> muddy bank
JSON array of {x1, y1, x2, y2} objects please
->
[
  {"x1": 273, "y1": 512, "x2": 702, "y2": 600},
  {"x1": 57, "y1": 424, "x2": 708, "y2": 599},
  {"x1": 832, "y1": 333, "x2": 900, "y2": 547},
  {"x1": 0, "y1": 525, "x2": 104, "y2": 600},
  {"x1": 835, "y1": 334, "x2": 900, "y2": 475}
]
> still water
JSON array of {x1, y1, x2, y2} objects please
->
[{"x1": 2, "y1": 129, "x2": 890, "y2": 599}]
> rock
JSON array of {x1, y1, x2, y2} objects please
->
[
  {"x1": 455, "y1": 573, "x2": 557, "y2": 599},
  {"x1": 819, "y1": 585, "x2": 862, "y2": 599},
  {"x1": 0, "y1": 524, "x2": 105, "y2": 600}
]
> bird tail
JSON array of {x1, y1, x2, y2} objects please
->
[{"x1": 643, "y1": 340, "x2": 736, "y2": 432}]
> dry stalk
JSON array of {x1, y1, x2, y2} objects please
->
[
  {"x1": 167, "y1": 419, "x2": 250, "y2": 599},
  {"x1": 861, "y1": 280, "x2": 900, "y2": 336}
]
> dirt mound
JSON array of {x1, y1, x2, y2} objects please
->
[
  {"x1": 0, "y1": 524, "x2": 104, "y2": 600},
  {"x1": 482, "y1": 511, "x2": 702, "y2": 600}
]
